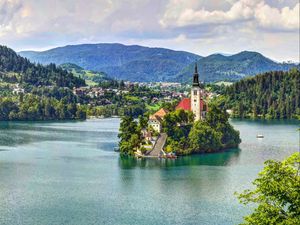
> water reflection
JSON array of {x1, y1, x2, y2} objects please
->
[
  {"x1": 230, "y1": 118, "x2": 299, "y2": 126},
  {"x1": 118, "y1": 148, "x2": 241, "y2": 169}
]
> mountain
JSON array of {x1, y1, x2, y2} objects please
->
[
  {"x1": 0, "y1": 45, "x2": 85, "y2": 88},
  {"x1": 60, "y1": 63, "x2": 110, "y2": 86},
  {"x1": 176, "y1": 51, "x2": 299, "y2": 82},
  {"x1": 19, "y1": 43, "x2": 200, "y2": 82},
  {"x1": 19, "y1": 44, "x2": 298, "y2": 83}
]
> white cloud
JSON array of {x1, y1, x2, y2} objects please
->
[
  {"x1": 0, "y1": 0, "x2": 23, "y2": 36},
  {"x1": 0, "y1": 0, "x2": 298, "y2": 62},
  {"x1": 255, "y1": 2, "x2": 299, "y2": 30},
  {"x1": 160, "y1": 0, "x2": 299, "y2": 31}
]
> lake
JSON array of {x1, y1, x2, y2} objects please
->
[{"x1": 0, "y1": 118, "x2": 298, "y2": 225}]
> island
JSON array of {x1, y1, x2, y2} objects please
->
[{"x1": 118, "y1": 64, "x2": 241, "y2": 157}]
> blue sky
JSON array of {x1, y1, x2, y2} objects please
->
[{"x1": 0, "y1": 0, "x2": 299, "y2": 62}]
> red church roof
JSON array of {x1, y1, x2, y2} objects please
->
[
  {"x1": 176, "y1": 98, "x2": 191, "y2": 111},
  {"x1": 176, "y1": 98, "x2": 207, "y2": 111}
]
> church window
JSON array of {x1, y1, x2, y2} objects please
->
[{"x1": 194, "y1": 90, "x2": 197, "y2": 95}]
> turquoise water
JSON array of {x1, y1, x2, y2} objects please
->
[{"x1": 0, "y1": 119, "x2": 298, "y2": 225}]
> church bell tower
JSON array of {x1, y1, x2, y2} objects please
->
[{"x1": 191, "y1": 63, "x2": 202, "y2": 121}]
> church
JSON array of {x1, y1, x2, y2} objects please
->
[
  {"x1": 149, "y1": 63, "x2": 207, "y2": 132},
  {"x1": 176, "y1": 63, "x2": 208, "y2": 121}
]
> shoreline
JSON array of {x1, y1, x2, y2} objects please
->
[{"x1": 0, "y1": 117, "x2": 297, "y2": 124}]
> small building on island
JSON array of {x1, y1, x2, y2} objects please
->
[
  {"x1": 176, "y1": 63, "x2": 208, "y2": 120},
  {"x1": 148, "y1": 108, "x2": 169, "y2": 132}
]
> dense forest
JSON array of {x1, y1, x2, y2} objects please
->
[
  {"x1": 0, "y1": 45, "x2": 87, "y2": 120},
  {"x1": 0, "y1": 94, "x2": 86, "y2": 121},
  {"x1": 0, "y1": 45, "x2": 85, "y2": 87},
  {"x1": 225, "y1": 69, "x2": 300, "y2": 119}
]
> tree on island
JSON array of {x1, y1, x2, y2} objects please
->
[
  {"x1": 205, "y1": 104, "x2": 241, "y2": 149},
  {"x1": 188, "y1": 121, "x2": 222, "y2": 153},
  {"x1": 164, "y1": 105, "x2": 241, "y2": 155},
  {"x1": 118, "y1": 116, "x2": 142, "y2": 155},
  {"x1": 237, "y1": 152, "x2": 300, "y2": 225}
]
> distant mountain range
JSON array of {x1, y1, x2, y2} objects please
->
[
  {"x1": 19, "y1": 43, "x2": 299, "y2": 82},
  {"x1": 176, "y1": 51, "x2": 299, "y2": 83},
  {"x1": 20, "y1": 43, "x2": 199, "y2": 82}
]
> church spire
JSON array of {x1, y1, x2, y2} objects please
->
[{"x1": 193, "y1": 63, "x2": 199, "y2": 87}]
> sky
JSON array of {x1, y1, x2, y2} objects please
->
[{"x1": 0, "y1": 0, "x2": 299, "y2": 62}]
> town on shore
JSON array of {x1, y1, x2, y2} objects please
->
[{"x1": 1, "y1": 45, "x2": 298, "y2": 122}]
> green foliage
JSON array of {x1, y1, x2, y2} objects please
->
[
  {"x1": 163, "y1": 106, "x2": 241, "y2": 155},
  {"x1": 162, "y1": 109, "x2": 193, "y2": 136},
  {"x1": 60, "y1": 63, "x2": 110, "y2": 85},
  {"x1": 160, "y1": 100, "x2": 180, "y2": 112},
  {"x1": 188, "y1": 121, "x2": 222, "y2": 153},
  {"x1": 118, "y1": 116, "x2": 142, "y2": 155},
  {"x1": 0, "y1": 94, "x2": 86, "y2": 121},
  {"x1": 138, "y1": 114, "x2": 148, "y2": 129},
  {"x1": 206, "y1": 104, "x2": 241, "y2": 148},
  {"x1": 0, "y1": 45, "x2": 85, "y2": 87},
  {"x1": 225, "y1": 69, "x2": 300, "y2": 119},
  {"x1": 97, "y1": 79, "x2": 124, "y2": 89},
  {"x1": 237, "y1": 152, "x2": 300, "y2": 225}
]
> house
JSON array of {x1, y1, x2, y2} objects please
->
[
  {"x1": 148, "y1": 108, "x2": 169, "y2": 132},
  {"x1": 141, "y1": 129, "x2": 153, "y2": 142},
  {"x1": 73, "y1": 87, "x2": 88, "y2": 96},
  {"x1": 12, "y1": 84, "x2": 24, "y2": 94}
]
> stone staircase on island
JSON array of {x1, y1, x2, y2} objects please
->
[{"x1": 146, "y1": 133, "x2": 167, "y2": 157}]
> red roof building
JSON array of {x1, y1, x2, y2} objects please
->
[
  {"x1": 176, "y1": 98, "x2": 191, "y2": 111},
  {"x1": 148, "y1": 108, "x2": 169, "y2": 132},
  {"x1": 176, "y1": 98, "x2": 207, "y2": 112},
  {"x1": 152, "y1": 108, "x2": 169, "y2": 118}
]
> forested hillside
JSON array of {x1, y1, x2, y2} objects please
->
[
  {"x1": 225, "y1": 69, "x2": 300, "y2": 119},
  {"x1": 0, "y1": 46, "x2": 85, "y2": 87},
  {"x1": 0, "y1": 45, "x2": 86, "y2": 121}
]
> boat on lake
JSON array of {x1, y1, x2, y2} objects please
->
[{"x1": 159, "y1": 151, "x2": 177, "y2": 159}]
